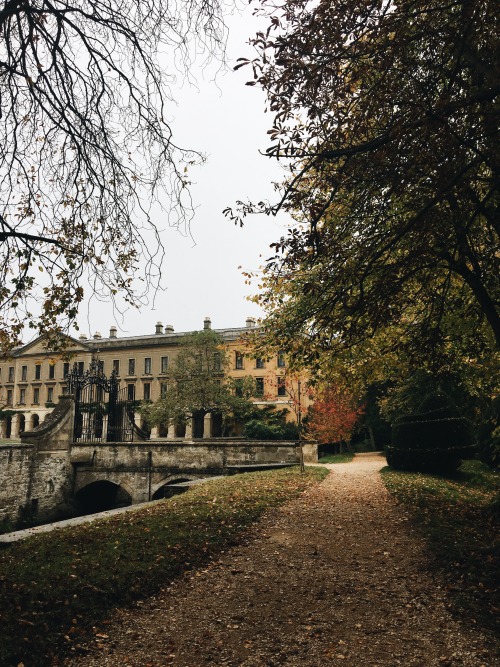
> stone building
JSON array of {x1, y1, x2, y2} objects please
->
[{"x1": 0, "y1": 317, "x2": 308, "y2": 440}]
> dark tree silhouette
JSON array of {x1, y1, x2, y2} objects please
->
[{"x1": 228, "y1": 0, "x2": 499, "y2": 357}]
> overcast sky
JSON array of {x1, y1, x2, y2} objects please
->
[{"x1": 75, "y1": 5, "x2": 289, "y2": 340}]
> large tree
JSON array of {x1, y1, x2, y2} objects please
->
[
  {"x1": 0, "y1": 0, "x2": 227, "y2": 352},
  {"x1": 139, "y1": 329, "x2": 252, "y2": 433},
  {"x1": 230, "y1": 0, "x2": 499, "y2": 363}
]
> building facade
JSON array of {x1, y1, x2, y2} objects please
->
[{"x1": 0, "y1": 317, "x2": 309, "y2": 440}]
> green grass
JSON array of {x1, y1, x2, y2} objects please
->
[
  {"x1": 318, "y1": 452, "x2": 355, "y2": 463},
  {"x1": 382, "y1": 459, "x2": 499, "y2": 632},
  {"x1": 0, "y1": 466, "x2": 328, "y2": 667}
]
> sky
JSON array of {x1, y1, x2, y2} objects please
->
[{"x1": 75, "y1": 5, "x2": 290, "y2": 340}]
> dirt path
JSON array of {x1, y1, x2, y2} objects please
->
[{"x1": 67, "y1": 454, "x2": 497, "y2": 667}]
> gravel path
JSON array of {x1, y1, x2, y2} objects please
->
[{"x1": 67, "y1": 454, "x2": 497, "y2": 667}]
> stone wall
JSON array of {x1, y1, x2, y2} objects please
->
[{"x1": 0, "y1": 444, "x2": 34, "y2": 528}]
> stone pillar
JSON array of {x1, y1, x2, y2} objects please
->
[
  {"x1": 0, "y1": 419, "x2": 6, "y2": 438},
  {"x1": 203, "y1": 413, "x2": 212, "y2": 438},
  {"x1": 167, "y1": 423, "x2": 176, "y2": 439},
  {"x1": 150, "y1": 426, "x2": 159, "y2": 439},
  {"x1": 184, "y1": 415, "x2": 193, "y2": 439},
  {"x1": 12, "y1": 413, "x2": 22, "y2": 438}
]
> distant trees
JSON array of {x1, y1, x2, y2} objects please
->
[
  {"x1": 0, "y1": 0, "x2": 228, "y2": 352},
  {"x1": 230, "y1": 0, "x2": 499, "y2": 369}
]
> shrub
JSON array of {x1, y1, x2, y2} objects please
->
[
  {"x1": 386, "y1": 392, "x2": 474, "y2": 473},
  {"x1": 244, "y1": 418, "x2": 299, "y2": 440}
]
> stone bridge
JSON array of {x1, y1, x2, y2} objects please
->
[{"x1": 1, "y1": 396, "x2": 317, "y2": 527}]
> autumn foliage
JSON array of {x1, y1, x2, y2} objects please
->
[{"x1": 306, "y1": 386, "x2": 363, "y2": 446}]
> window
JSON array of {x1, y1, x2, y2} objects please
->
[
  {"x1": 98, "y1": 360, "x2": 104, "y2": 374},
  {"x1": 144, "y1": 357, "x2": 152, "y2": 375},
  {"x1": 143, "y1": 383, "x2": 151, "y2": 400},
  {"x1": 47, "y1": 387, "x2": 54, "y2": 403},
  {"x1": 160, "y1": 383, "x2": 168, "y2": 399},
  {"x1": 256, "y1": 357, "x2": 265, "y2": 369},
  {"x1": 35, "y1": 364, "x2": 41, "y2": 380},
  {"x1": 255, "y1": 377, "x2": 264, "y2": 397},
  {"x1": 235, "y1": 352, "x2": 244, "y2": 370},
  {"x1": 8, "y1": 366, "x2": 14, "y2": 383},
  {"x1": 160, "y1": 356, "x2": 168, "y2": 373},
  {"x1": 78, "y1": 361, "x2": 84, "y2": 375},
  {"x1": 234, "y1": 379, "x2": 244, "y2": 397},
  {"x1": 19, "y1": 388, "x2": 26, "y2": 404},
  {"x1": 277, "y1": 351, "x2": 286, "y2": 368},
  {"x1": 277, "y1": 377, "x2": 287, "y2": 397},
  {"x1": 63, "y1": 362, "x2": 70, "y2": 378},
  {"x1": 49, "y1": 363, "x2": 55, "y2": 379},
  {"x1": 33, "y1": 388, "x2": 40, "y2": 404},
  {"x1": 127, "y1": 384, "x2": 135, "y2": 401},
  {"x1": 6, "y1": 389, "x2": 13, "y2": 406},
  {"x1": 128, "y1": 358, "x2": 136, "y2": 376},
  {"x1": 112, "y1": 359, "x2": 120, "y2": 375},
  {"x1": 21, "y1": 365, "x2": 28, "y2": 381}
]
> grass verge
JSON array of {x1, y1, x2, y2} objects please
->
[
  {"x1": 318, "y1": 452, "x2": 355, "y2": 464},
  {"x1": 382, "y1": 460, "x2": 499, "y2": 631},
  {"x1": 0, "y1": 466, "x2": 328, "y2": 667}
]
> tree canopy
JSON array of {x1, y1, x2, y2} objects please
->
[
  {"x1": 231, "y1": 0, "x2": 499, "y2": 372},
  {"x1": 139, "y1": 329, "x2": 251, "y2": 429},
  {"x1": 0, "y1": 0, "x2": 227, "y2": 352}
]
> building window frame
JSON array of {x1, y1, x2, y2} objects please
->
[
  {"x1": 35, "y1": 364, "x2": 41, "y2": 380},
  {"x1": 128, "y1": 358, "x2": 136, "y2": 376},
  {"x1": 277, "y1": 376, "x2": 287, "y2": 397},
  {"x1": 143, "y1": 383, "x2": 151, "y2": 401},
  {"x1": 144, "y1": 357, "x2": 152, "y2": 375},
  {"x1": 235, "y1": 351, "x2": 244, "y2": 370},
  {"x1": 33, "y1": 387, "x2": 40, "y2": 405},
  {"x1": 112, "y1": 359, "x2": 120, "y2": 375},
  {"x1": 277, "y1": 351, "x2": 286, "y2": 368}
]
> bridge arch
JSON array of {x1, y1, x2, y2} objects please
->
[
  {"x1": 152, "y1": 476, "x2": 198, "y2": 500},
  {"x1": 74, "y1": 479, "x2": 132, "y2": 515}
]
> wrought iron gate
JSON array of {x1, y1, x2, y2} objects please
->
[{"x1": 67, "y1": 359, "x2": 147, "y2": 443}]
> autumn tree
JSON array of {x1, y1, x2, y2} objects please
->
[
  {"x1": 0, "y1": 0, "x2": 228, "y2": 352},
  {"x1": 230, "y1": 0, "x2": 499, "y2": 366},
  {"x1": 306, "y1": 385, "x2": 363, "y2": 451}
]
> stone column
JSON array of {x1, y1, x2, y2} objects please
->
[
  {"x1": 150, "y1": 426, "x2": 159, "y2": 439},
  {"x1": 203, "y1": 413, "x2": 212, "y2": 438},
  {"x1": 184, "y1": 415, "x2": 193, "y2": 439},
  {"x1": 12, "y1": 413, "x2": 22, "y2": 438},
  {"x1": 167, "y1": 422, "x2": 176, "y2": 439}
]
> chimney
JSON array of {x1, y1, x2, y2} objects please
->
[
  {"x1": 155, "y1": 322, "x2": 164, "y2": 335},
  {"x1": 164, "y1": 324, "x2": 174, "y2": 333},
  {"x1": 109, "y1": 326, "x2": 117, "y2": 338},
  {"x1": 246, "y1": 317, "x2": 256, "y2": 328},
  {"x1": 93, "y1": 331, "x2": 102, "y2": 339},
  {"x1": 204, "y1": 316, "x2": 211, "y2": 330}
]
